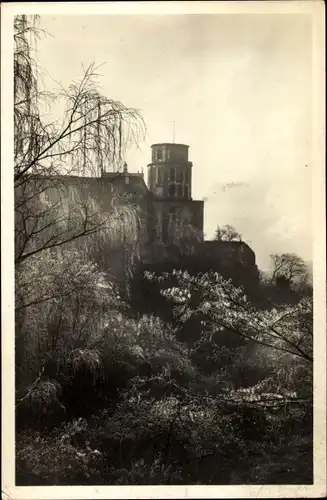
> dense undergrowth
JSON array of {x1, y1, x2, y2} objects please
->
[{"x1": 15, "y1": 249, "x2": 313, "y2": 485}]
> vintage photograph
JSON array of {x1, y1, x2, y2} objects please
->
[{"x1": 2, "y1": 1, "x2": 325, "y2": 495}]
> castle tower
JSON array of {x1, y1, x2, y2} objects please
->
[
  {"x1": 147, "y1": 143, "x2": 192, "y2": 199},
  {"x1": 146, "y1": 142, "x2": 203, "y2": 246}
]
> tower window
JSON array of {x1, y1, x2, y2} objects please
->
[
  {"x1": 156, "y1": 149, "x2": 163, "y2": 161},
  {"x1": 184, "y1": 185, "x2": 189, "y2": 198},
  {"x1": 168, "y1": 184, "x2": 175, "y2": 197},
  {"x1": 184, "y1": 170, "x2": 189, "y2": 183},
  {"x1": 169, "y1": 167, "x2": 175, "y2": 181},
  {"x1": 176, "y1": 169, "x2": 183, "y2": 183},
  {"x1": 176, "y1": 184, "x2": 182, "y2": 197}
]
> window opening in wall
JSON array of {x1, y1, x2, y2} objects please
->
[
  {"x1": 176, "y1": 184, "x2": 182, "y2": 197},
  {"x1": 170, "y1": 167, "x2": 175, "y2": 181},
  {"x1": 168, "y1": 206, "x2": 176, "y2": 226},
  {"x1": 168, "y1": 184, "x2": 175, "y2": 197},
  {"x1": 158, "y1": 168, "x2": 163, "y2": 184},
  {"x1": 176, "y1": 169, "x2": 183, "y2": 183},
  {"x1": 184, "y1": 184, "x2": 189, "y2": 198},
  {"x1": 175, "y1": 209, "x2": 181, "y2": 229},
  {"x1": 156, "y1": 213, "x2": 162, "y2": 240},
  {"x1": 184, "y1": 170, "x2": 189, "y2": 184},
  {"x1": 149, "y1": 166, "x2": 154, "y2": 184},
  {"x1": 156, "y1": 149, "x2": 163, "y2": 161}
]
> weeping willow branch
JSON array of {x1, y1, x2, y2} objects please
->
[
  {"x1": 14, "y1": 35, "x2": 146, "y2": 181},
  {"x1": 15, "y1": 178, "x2": 142, "y2": 265},
  {"x1": 14, "y1": 15, "x2": 146, "y2": 270}
]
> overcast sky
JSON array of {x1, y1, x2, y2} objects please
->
[{"x1": 35, "y1": 14, "x2": 313, "y2": 271}]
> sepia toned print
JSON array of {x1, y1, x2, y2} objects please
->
[{"x1": 2, "y1": 1, "x2": 326, "y2": 498}]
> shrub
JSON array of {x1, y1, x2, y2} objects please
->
[
  {"x1": 106, "y1": 457, "x2": 183, "y2": 485},
  {"x1": 16, "y1": 419, "x2": 107, "y2": 485}
]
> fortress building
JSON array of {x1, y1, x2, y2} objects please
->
[{"x1": 27, "y1": 141, "x2": 259, "y2": 293}]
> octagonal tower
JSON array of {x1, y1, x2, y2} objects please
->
[{"x1": 147, "y1": 143, "x2": 193, "y2": 199}]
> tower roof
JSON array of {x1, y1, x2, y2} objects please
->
[{"x1": 151, "y1": 143, "x2": 189, "y2": 148}]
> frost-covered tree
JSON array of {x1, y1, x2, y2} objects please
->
[
  {"x1": 213, "y1": 224, "x2": 242, "y2": 242},
  {"x1": 145, "y1": 270, "x2": 313, "y2": 363}
]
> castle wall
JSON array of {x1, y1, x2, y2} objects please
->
[
  {"x1": 149, "y1": 198, "x2": 204, "y2": 245},
  {"x1": 199, "y1": 240, "x2": 257, "y2": 266},
  {"x1": 196, "y1": 240, "x2": 260, "y2": 292}
]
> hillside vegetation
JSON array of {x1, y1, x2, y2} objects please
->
[{"x1": 16, "y1": 247, "x2": 313, "y2": 485}]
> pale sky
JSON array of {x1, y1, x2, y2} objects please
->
[{"x1": 35, "y1": 14, "x2": 313, "y2": 271}]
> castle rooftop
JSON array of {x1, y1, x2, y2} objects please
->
[{"x1": 151, "y1": 143, "x2": 189, "y2": 148}]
